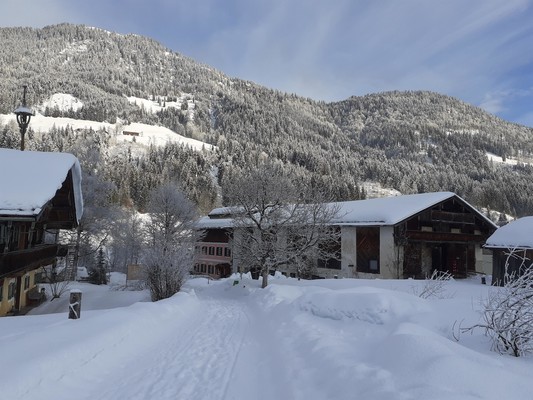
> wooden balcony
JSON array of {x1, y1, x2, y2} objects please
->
[
  {"x1": 0, "y1": 244, "x2": 59, "y2": 277},
  {"x1": 405, "y1": 230, "x2": 487, "y2": 243},
  {"x1": 195, "y1": 242, "x2": 232, "y2": 265}
]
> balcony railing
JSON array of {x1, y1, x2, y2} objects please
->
[{"x1": 0, "y1": 244, "x2": 59, "y2": 277}]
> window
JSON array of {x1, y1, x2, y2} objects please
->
[
  {"x1": 9, "y1": 226, "x2": 19, "y2": 251},
  {"x1": 0, "y1": 224, "x2": 6, "y2": 247},
  {"x1": 208, "y1": 265, "x2": 214, "y2": 274},
  {"x1": 356, "y1": 227, "x2": 380, "y2": 274},
  {"x1": 317, "y1": 258, "x2": 341, "y2": 270},
  {"x1": 0, "y1": 280, "x2": 3, "y2": 301},
  {"x1": 201, "y1": 246, "x2": 207, "y2": 255},
  {"x1": 208, "y1": 247, "x2": 215, "y2": 256},
  {"x1": 224, "y1": 248, "x2": 232, "y2": 257},
  {"x1": 216, "y1": 247, "x2": 223, "y2": 256},
  {"x1": 8, "y1": 281, "x2": 15, "y2": 300},
  {"x1": 24, "y1": 275, "x2": 30, "y2": 290}
]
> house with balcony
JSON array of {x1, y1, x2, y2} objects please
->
[
  {"x1": 194, "y1": 209, "x2": 234, "y2": 278},
  {"x1": 0, "y1": 148, "x2": 83, "y2": 316},
  {"x1": 196, "y1": 192, "x2": 497, "y2": 280}
]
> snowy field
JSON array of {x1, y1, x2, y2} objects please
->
[{"x1": 1, "y1": 274, "x2": 532, "y2": 400}]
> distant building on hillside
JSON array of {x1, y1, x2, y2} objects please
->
[
  {"x1": 0, "y1": 149, "x2": 83, "y2": 316},
  {"x1": 196, "y1": 192, "x2": 497, "y2": 280},
  {"x1": 122, "y1": 130, "x2": 140, "y2": 137}
]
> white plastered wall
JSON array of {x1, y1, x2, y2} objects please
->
[{"x1": 378, "y1": 226, "x2": 399, "y2": 279}]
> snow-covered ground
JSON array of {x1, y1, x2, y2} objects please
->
[
  {"x1": 127, "y1": 95, "x2": 195, "y2": 120},
  {"x1": 1, "y1": 274, "x2": 532, "y2": 400},
  {"x1": 486, "y1": 152, "x2": 519, "y2": 166},
  {"x1": 40, "y1": 93, "x2": 84, "y2": 113}
]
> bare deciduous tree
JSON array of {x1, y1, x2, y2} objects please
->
[
  {"x1": 108, "y1": 209, "x2": 144, "y2": 273},
  {"x1": 143, "y1": 182, "x2": 197, "y2": 301},
  {"x1": 463, "y1": 248, "x2": 533, "y2": 357},
  {"x1": 223, "y1": 163, "x2": 341, "y2": 288},
  {"x1": 41, "y1": 263, "x2": 71, "y2": 301},
  {"x1": 411, "y1": 269, "x2": 453, "y2": 299}
]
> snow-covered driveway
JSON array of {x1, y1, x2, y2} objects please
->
[
  {"x1": 3, "y1": 276, "x2": 533, "y2": 400},
  {"x1": 1, "y1": 280, "x2": 294, "y2": 400}
]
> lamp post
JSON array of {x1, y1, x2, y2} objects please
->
[{"x1": 13, "y1": 85, "x2": 34, "y2": 151}]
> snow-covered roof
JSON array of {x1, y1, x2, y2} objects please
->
[
  {"x1": 196, "y1": 215, "x2": 235, "y2": 229},
  {"x1": 332, "y1": 192, "x2": 457, "y2": 225},
  {"x1": 0, "y1": 148, "x2": 83, "y2": 222},
  {"x1": 485, "y1": 217, "x2": 533, "y2": 249},
  {"x1": 207, "y1": 206, "x2": 244, "y2": 217},
  {"x1": 199, "y1": 192, "x2": 493, "y2": 229}
]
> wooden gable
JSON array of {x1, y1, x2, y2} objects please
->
[
  {"x1": 397, "y1": 195, "x2": 496, "y2": 244},
  {"x1": 37, "y1": 170, "x2": 79, "y2": 230}
]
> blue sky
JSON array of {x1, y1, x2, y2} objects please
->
[{"x1": 2, "y1": 0, "x2": 533, "y2": 127}]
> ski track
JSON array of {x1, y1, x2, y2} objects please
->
[
  {"x1": 8, "y1": 288, "x2": 302, "y2": 400},
  {"x1": 86, "y1": 297, "x2": 250, "y2": 400},
  {"x1": 24, "y1": 289, "x2": 296, "y2": 400}
]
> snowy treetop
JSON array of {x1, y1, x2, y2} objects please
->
[
  {"x1": 485, "y1": 216, "x2": 533, "y2": 249},
  {"x1": 0, "y1": 148, "x2": 83, "y2": 222}
]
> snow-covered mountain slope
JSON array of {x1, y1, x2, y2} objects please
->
[
  {"x1": 0, "y1": 112, "x2": 213, "y2": 153},
  {"x1": 39, "y1": 93, "x2": 84, "y2": 113}
]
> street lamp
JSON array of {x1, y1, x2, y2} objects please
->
[{"x1": 13, "y1": 85, "x2": 34, "y2": 151}]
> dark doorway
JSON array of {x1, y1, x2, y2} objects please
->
[
  {"x1": 432, "y1": 245, "x2": 448, "y2": 273},
  {"x1": 215, "y1": 263, "x2": 231, "y2": 278}
]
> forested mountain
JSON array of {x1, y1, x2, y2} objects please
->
[{"x1": 1, "y1": 23, "x2": 533, "y2": 217}]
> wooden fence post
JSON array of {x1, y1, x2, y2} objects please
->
[{"x1": 68, "y1": 290, "x2": 82, "y2": 319}]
